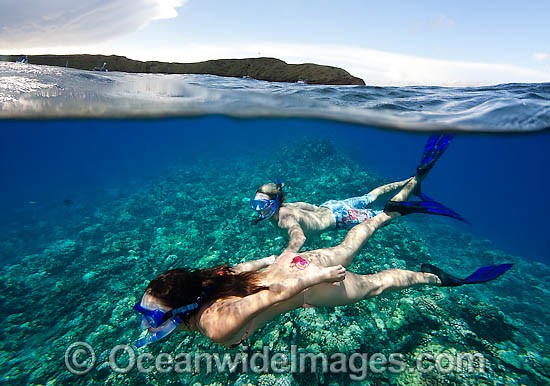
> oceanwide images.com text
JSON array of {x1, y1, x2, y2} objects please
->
[{"x1": 65, "y1": 342, "x2": 486, "y2": 381}]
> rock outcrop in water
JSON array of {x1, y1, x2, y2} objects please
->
[{"x1": 3, "y1": 54, "x2": 366, "y2": 85}]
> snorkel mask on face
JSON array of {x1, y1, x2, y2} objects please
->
[
  {"x1": 250, "y1": 196, "x2": 279, "y2": 220},
  {"x1": 251, "y1": 179, "x2": 284, "y2": 224},
  {"x1": 134, "y1": 302, "x2": 198, "y2": 348}
]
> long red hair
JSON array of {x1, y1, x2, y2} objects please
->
[{"x1": 145, "y1": 265, "x2": 268, "y2": 311}]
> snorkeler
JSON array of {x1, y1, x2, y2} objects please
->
[
  {"x1": 134, "y1": 203, "x2": 512, "y2": 348},
  {"x1": 251, "y1": 134, "x2": 465, "y2": 254}
]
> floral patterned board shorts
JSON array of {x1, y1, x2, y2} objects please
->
[{"x1": 320, "y1": 193, "x2": 382, "y2": 230}]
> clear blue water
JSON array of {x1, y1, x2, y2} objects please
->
[
  {"x1": 1, "y1": 117, "x2": 548, "y2": 264},
  {"x1": 1, "y1": 62, "x2": 549, "y2": 385}
]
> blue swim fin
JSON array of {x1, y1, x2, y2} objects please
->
[
  {"x1": 411, "y1": 180, "x2": 433, "y2": 201},
  {"x1": 421, "y1": 263, "x2": 513, "y2": 287},
  {"x1": 384, "y1": 198, "x2": 468, "y2": 223},
  {"x1": 417, "y1": 134, "x2": 454, "y2": 178},
  {"x1": 461, "y1": 264, "x2": 514, "y2": 284}
]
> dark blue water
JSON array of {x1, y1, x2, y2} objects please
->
[{"x1": 1, "y1": 116, "x2": 548, "y2": 264}]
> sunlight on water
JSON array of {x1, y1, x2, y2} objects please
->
[{"x1": 1, "y1": 62, "x2": 549, "y2": 132}]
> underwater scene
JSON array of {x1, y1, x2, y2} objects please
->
[{"x1": 1, "y1": 63, "x2": 549, "y2": 385}]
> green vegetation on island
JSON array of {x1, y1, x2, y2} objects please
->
[{"x1": 4, "y1": 54, "x2": 366, "y2": 85}]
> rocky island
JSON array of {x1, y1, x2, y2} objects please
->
[{"x1": 4, "y1": 54, "x2": 365, "y2": 85}]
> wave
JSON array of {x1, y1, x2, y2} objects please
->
[{"x1": 0, "y1": 62, "x2": 548, "y2": 132}]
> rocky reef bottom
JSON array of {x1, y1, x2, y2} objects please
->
[{"x1": 1, "y1": 139, "x2": 548, "y2": 385}]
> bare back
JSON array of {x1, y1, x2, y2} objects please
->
[
  {"x1": 195, "y1": 250, "x2": 342, "y2": 346},
  {"x1": 273, "y1": 202, "x2": 335, "y2": 237}
]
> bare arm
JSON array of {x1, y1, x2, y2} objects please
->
[
  {"x1": 232, "y1": 255, "x2": 276, "y2": 274},
  {"x1": 283, "y1": 223, "x2": 306, "y2": 253},
  {"x1": 198, "y1": 265, "x2": 346, "y2": 343},
  {"x1": 278, "y1": 213, "x2": 307, "y2": 253}
]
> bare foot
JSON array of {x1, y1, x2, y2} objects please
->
[{"x1": 321, "y1": 265, "x2": 346, "y2": 283}]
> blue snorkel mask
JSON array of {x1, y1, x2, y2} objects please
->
[
  {"x1": 251, "y1": 179, "x2": 284, "y2": 224},
  {"x1": 134, "y1": 302, "x2": 198, "y2": 348},
  {"x1": 251, "y1": 196, "x2": 279, "y2": 220}
]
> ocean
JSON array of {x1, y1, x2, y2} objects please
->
[{"x1": 0, "y1": 61, "x2": 549, "y2": 385}]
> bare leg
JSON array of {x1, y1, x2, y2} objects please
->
[
  {"x1": 304, "y1": 269, "x2": 440, "y2": 307},
  {"x1": 309, "y1": 212, "x2": 393, "y2": 267},
  {"x1": 311, "y1": 176, "x2": 422, "y2": 268},
  {"x1": 368, "y1": 174, "x2": 424, "y2": 204},
  {"x1": 389, "y1": 175, "x2": 420, "y2": 203},
  {"x1": 340, "y1": 178, "x2": 413, "y2": 210},
  {"x1": 311, "y1": 174, "x2": 425, "y2": 269},
  {"x1": 367, "y1": 177, "x2": 413, "y2": 201}
]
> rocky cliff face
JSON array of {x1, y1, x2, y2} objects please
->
[{"x1": 3, "y1": 54, "x2": 365, "y2": 85}]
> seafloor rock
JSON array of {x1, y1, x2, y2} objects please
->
[{"x1": 0, "y1": 139, "x2": 548, "y2": 385}]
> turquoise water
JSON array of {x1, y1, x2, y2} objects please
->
[{"x1": 1, "y1": 63, "x2": 549, "y2": 385}]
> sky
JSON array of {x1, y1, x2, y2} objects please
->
[{"x1": 0, "y1": 0, "x2": 549, "y2": 86}]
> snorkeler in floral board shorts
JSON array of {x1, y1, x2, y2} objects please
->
[{"x1": 251, "y1": 134, "x2": 465, "y2": 256}]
